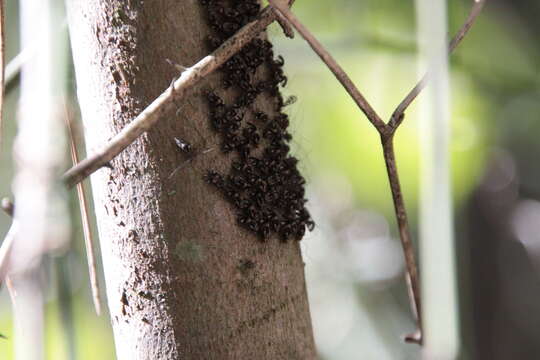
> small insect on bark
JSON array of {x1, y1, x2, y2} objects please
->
[
  {"x1": 174, "y1": 137, "x2": 192, "y2": 153},
  {"x1": 169, "y1": 137, "x2": 214, "y2": 179}
]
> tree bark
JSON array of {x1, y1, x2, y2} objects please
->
[{"x1": 66, "y1": 1, "x2": 316, "y2": 359}]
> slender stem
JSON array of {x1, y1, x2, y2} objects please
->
[
  {"x1": 58, "y1": 1, "x2": 486, "y2": 186},
  {"x1": 272, "y1": 0, "x2": 295, "y2": 38},
  {"x1": 269, "y1": 0, "x2": 485, "y2": 344},
  {"x1": 64, "y1": 105, "x2": 102, "y2": 315},
  {"x1": 62, "y1": 4, "x2": 283, "y2": 188},
  {"x1": 380, "y1": 134, "x2": 422, "y2": 345},
  {"x1": 268, "y1": 0, "x2": 422, "y2": 341},
  {"x1": 55, "y1": 0, "x2": 483, "y2": 347},
  {"x1": 389, "y1": 0, "x2": 486, "y2": 129},
  {"x1": 448, "y1": 0, "x2": 486, "y2": 54},
  {"x1": 268, "y1": 0, "x2": 386, "y2": 134}
]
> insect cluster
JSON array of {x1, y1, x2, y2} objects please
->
[{"x1": 199, "y1": 0, "x2": 314, "y2": 241}]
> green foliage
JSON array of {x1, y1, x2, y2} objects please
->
[
  {"x1": 1, "y1": 0, "x2": 539, "y2": 359},
  {"x1": 283, "y1": 48, "x2": 489, "y2": 218}
]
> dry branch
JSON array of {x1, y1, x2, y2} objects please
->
[
  {"x1": 268, "y1": 0, "x2": 387, "y2": 134},
  {"x1": 62, "y1": 4, "x2": 286, "y2": 188},
  {"x1": 389, "y1": 0, "x2": 486, "y2": 130},
  {"x1": 3, "y1": 0, "x2": 291, "y2": 302},
  {"x1": 0, "y1": 0, "x2": 483, "y2": 348},
  {"x1": 380, "y1": 135, "x2": 422, "y2": 344},
  {"x1": 64, "y1": 106, "x2": 102, "y2": 315},
  {"x1": 269, "y1": 0, "x2": 486, "y2": 345}
]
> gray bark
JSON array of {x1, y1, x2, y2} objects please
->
[{"x1": 66, "y1": 0, "x2": 316, "y2": 359}]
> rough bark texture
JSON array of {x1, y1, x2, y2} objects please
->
[{"x1": 66, "y1": 0, "x2": 317, "y2": 359}]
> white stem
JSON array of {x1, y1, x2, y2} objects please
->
[
  {"x1": 415, "y1": 0, "x2": 458, "y2": 358},
  {"x1": 9, "y1": 0, "x2": 70, "y2": 358},
  {"x1": 8, "y1": 270, "x2": 45, "y2": 360}
]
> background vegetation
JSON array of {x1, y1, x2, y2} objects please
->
[{"x1": 1, "y1": 0, "x2": 539, "y2": 358}]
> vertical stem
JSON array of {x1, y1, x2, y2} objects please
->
[
  {"x1": 415, "y1": 0, "x2": 457, "y2": 358},
  {"x1": 381, "y1": 133, "x2": 422, "y2": 344},
  {"x1": 7, "y1": 271, "x2": 45, "y2": 360},
  {"x1": 10, "y1": 0, "x2": 70, "y2": 357},
  {"x1": 65, "y1": 109, "x2": 102, "y2": 315}
]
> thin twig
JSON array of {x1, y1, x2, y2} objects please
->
[
  {"x1": 272, "y1": 0, "x2": 295, "y2": 38},
  {"x1": 274, "y1": 0, "x2": 295, "y2": 39},
  {"x1": 267, "y1": 0, "x2": 386, "y2": 134},
  {"x1": 385, "y1": 2, "x2": 485, "y2": 343},
  {"x1": 273, "y1": 12, "x2": 294, "y2": 39},
  {"x1": 269, "y1": 0, "x2": 422, "y2": 340},
  {"x1": 64, "y1": 104, "x2": 102, "y2": 316},
  {"x1": 388, "y1": 0, "x2": 486, "y2": 130},
  {"x1": 449, "y1": 0, "x2": 486, "y2": 54},
  {"x1": 269, "y1": 0, "x2": 485, "y2": 346},
  {"x1": 62, "y1": 4, "x2": 285, "y2": 188},
  {"x1": 381, "y1": 135, "x2": 422, "y2": 345}
]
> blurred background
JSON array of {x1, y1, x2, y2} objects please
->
[{"x1": 1, "y1": 0, "x2": 540, "y2": 359}]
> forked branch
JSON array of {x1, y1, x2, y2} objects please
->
[
  {"x1": 31, "y1": 0, "x2": 484, "y2": 346},
  {"x1": 269, "y1": 0, "x2": 486, "y2": 345}
]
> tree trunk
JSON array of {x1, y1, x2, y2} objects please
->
[{"x1": 66, "y1": 0, "x2": 317, "y2": 359}]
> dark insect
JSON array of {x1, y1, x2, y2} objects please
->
[
  {"x1": 254, "y1": 111, "x2": 269, "y2": 123},
  {"x1": 206, "y1": 90, "x2": 224, "y2": 107},
  {"x1": 174, "y1": 137, "x2": 192, "y2": 153},
  {"x1": 207, "y1": 35, "x2": 223, "y2": 49},
  {"x1": 306, "y1": 220, "x2": 315, "y2": 232},
  {"x1": 283, "y1": 95, "x2": 297, "y2": 107},
  {"x1": 204, "y1": 170, "x2": 225, "y2": 188},
  {"x1": 169, "y1": 132, "x2": 214, "y2": 180},
  {"x1": 198, "y1": 0, "x2": 314, "y2": 242}
]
